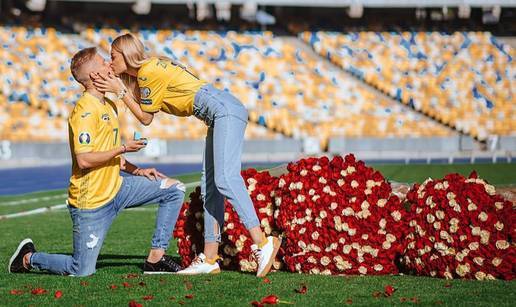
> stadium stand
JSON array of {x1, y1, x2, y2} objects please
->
[{"x1": 301, "y1": 31, "x2": 516, "y2": 141}]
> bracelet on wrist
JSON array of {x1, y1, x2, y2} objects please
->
[{"x1": 117, "y1": 88, "x2": 127, "y2": 100}]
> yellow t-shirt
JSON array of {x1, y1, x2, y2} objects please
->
[
  {"x1": 67, "y1": 92, "x2": 123, "y2": 209},
  {"x1": 137, "y1": 57, "x2": 207, "y2": 116}
]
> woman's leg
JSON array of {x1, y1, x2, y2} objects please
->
[
  {"x1": 211, "y1": 113, "x2": 265, "y2": 245},
  {"x1": 202, "y1": 126, "x2": 225, "y2": 259}
]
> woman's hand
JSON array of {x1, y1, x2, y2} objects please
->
[{"x1": 91, "y1": 72, "x2": 125, "y2": 94}]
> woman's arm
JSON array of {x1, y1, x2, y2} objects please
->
[
  {"x1": 120, "y1": 91, "x2": 155, "y2": 126},
  {"x1": 91, "y1": 72, "x2": 155, "y2": 126}
]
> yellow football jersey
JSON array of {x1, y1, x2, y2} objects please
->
[
  {"x1": 67, "y1": 92, "x2": 123, "y2": 209},
  {"x1": 137, "y1": 57, "x2": 207, "y2": 116}
]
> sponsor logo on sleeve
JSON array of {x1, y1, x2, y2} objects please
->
[
  {"x1": 81, "y1": 112, "x2": 91, "y2": 118},
  {"x1": 101, "y1": 113, "x2": 110, "y2": 121}
]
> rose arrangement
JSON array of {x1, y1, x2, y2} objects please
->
[
  {"x1": 274, "y1": 154, "x2": 408, "y2": 275},
  {"x1": 401, "y1": 172, "x2": 515, "y2": 280},
  {"x1": 174, "y1": 169, "x2": 281, "y2": 271}
]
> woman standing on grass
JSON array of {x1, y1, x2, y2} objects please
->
[{"x1": 91, "y1": 33, "x2": 280, "y2": 277}]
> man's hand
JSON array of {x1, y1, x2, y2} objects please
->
[
  {"x1": 134, "y1": 168, "x2": 167, "y2": 181},
  {"x1": 123, "y1": 139, "x2": 146, "y2": 153}
]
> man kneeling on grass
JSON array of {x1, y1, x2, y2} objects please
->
[{"x1": 8, "y1": 47, "x2": 185, "y2": 276}]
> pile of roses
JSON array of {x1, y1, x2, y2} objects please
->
[
  {"x1": 173, "y1": 155, "x2": 514, "y2": 280},
  {"x1": 401, "y1": 172, "x2": 515, "y2": 280},
  {"x1": 274, "y1": 154, "x2": 408, "y2": 275},
  {"x1": 174, "y1": 169, "x2": 281, "y2": 271}
]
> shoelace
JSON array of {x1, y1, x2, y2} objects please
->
[
  {"x1": 252, "y1": 249, "x2": 263, "y2": 264},
  {"x1": 190, "y1": 256, "x2": 205, "y2": 267}
]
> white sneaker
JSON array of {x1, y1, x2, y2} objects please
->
[
  {"x1": 251, "y1": 236, "x2": 281, "y2": 277},
  {"x1": 176, "y1": 253, "x2": 221, "y2": 275}
]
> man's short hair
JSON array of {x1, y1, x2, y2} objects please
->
[{"x1": 70, "y1": 47, "x2": 97, "y2": 85}]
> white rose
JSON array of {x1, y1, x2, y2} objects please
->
[
  {"x1": 319, "y1": 177, "x2": 327, "y2": 184},
  {"x1": 342, "y1": 207, "x2": 354, "y2": 216},
  {"x1": 320, "y1": 210, "x2": 327, "y2": 218},
  {"x1": 300, "y1": 169, "x2": 308, "y2": 176},
  {"x1": 278, "y1": 178, "x2": 286, "y2": 188},
  {"x1": 311, "y1": 231, "x2": 320, "y2": 240},
  {"x1": 495, "y1": 240, "x2": 509, "y2": 250},
  {"x1": 473, "y1": 257, "x2": 484, "y2": 266},
  {"x1": 351, "y1": 180, "x2": 359, "y2": 188},
  {"x1": 337, "y1": 179, "x2": 345, "y2": 186},
  {"x1": 427, "y1": 214, "x2": 436, "y2": 223},
  {"x1": 433, "y1": 222, "x2": 441, "y2": 230},
  {"x1": 455, "y1": 263, "x2": 470, "y2": 277},
  {"x1": 480, "y1": 230, "x2": 490, "y2": 245},
  {"x1": 312, "y1": 165, "x2": 321, "y2": 171},
  {"x1": 478, "y1": 212, "x2": 488, "y2": 222},
  {"x1": 475, "y1": 271, "x2": 487, "y2": 280},
  {"x1": 377, "y1": 199, "x2": 387, "y2": 207},
  {"x1": 342, "y1": 245, "x2": 352, "y2": 254},
  {"x1": 358, "y1": 266, "x2": 367, "y2": 275},
  {"x1": 492, "y1": 257, "x2": 502, "y2": 267},
  {"x1": 330, "y1": 202, "x2": 338, "y2": 210},
  {"x1": 468, "y1": 242, "x2": 479, "y2": 251},
  {"x1": 379, "y1": 219, "x2": 387, "y2": 229},
  {"x1": 320, "y1": 256, "x2": 331, "y2": 266},
  {"x1": 435, "y1": 210, "x2": 445, "y2": 220},
  {"x1": 256, "y1": 194, "x2": 266, "y2": 201},
  {"x1": 308, "y1": 189, "x2": 316, "y2": 196},
  {"x1": 494, "y1": 221, "x2": 504, "y2": 231},
  {"x1": 382, "y1": 241, "x2": 392, "y2": 250},
  {"x1": 391, "y1": 210, "x2": 401, "y2": 221}
]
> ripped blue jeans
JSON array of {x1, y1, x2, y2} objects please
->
[{"x1": 29, "y1": 176, "x2": 185, "y2": 276}]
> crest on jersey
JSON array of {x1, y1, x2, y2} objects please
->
[
  {"x1": 79, "y1": 132, "x2": 91, "y2": 145},
  {"x1": 101, "y1": 113, "x2": 110, "y2": 121},
  {"x1": 81, "y1": 112, "x2": 91, "y2": 119},
  {"x1": 140, "y1": 87, "x2": 151, "y2": 98}
]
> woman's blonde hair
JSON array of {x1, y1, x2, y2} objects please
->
[{"x1": 111, "y1": 32, "x2": 170, "y2": 101}]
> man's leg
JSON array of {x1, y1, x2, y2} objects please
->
[
  {"x1": 28, "y1": 203, "x2": 115, "y2": 276},
  {"x1": 113, "y1": 175, "x2": 185, "y2": 272}
]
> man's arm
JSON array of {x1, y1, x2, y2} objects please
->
[
  {"x1": 120, "y1": 156, "x2": 167, "y2": 181},
  {"x1": 76, "y1": 139, "x2": 146, "y2": 170}
]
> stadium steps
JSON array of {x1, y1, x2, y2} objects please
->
[{"x1": 285, "y1": 36, "x2": 465, "y2": 141}]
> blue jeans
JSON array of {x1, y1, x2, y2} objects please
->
[
  {"x1": 193, "y1": 84, "x2": 260, "y2": 243},
  {"x1": 30, "y1": 176, "x2": 185, "y2": 276}
]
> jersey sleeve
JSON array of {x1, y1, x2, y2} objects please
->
[
  {"x1": 137, "y1": 59, "x2": 169, "y2": 113},
  {"x1": 69, "y1": 107, "x2": 98, "y2": 154}
]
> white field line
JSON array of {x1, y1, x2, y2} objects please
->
[
  {"x1": 0, "y1": 194, "x2": 68, "y2": 207},
  {"x1": 0, "y1": 181, "x2": 200, "y2": 220}
]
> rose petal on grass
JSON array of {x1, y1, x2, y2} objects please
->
[
  {"x1": 444, "y1": 283, "x2": 452, "y2": 288},
  {"x1": 31, "y1": 288, "x2": 47, "y2": 295},
  {"x1": 128, "y1": 300, "x2": 143, "y2": 307},
  {"x1": 143, "y1": 295, "x2": 154, "y2": 301},
  {"x1": 262, "y1": 277, "x2": 271, "y2": 284},
  {"x1": 54, "y1": 290, "x2": 63, "y2": 299},
  {"x1": 294, "y1": 285, "x2": 307, "y2": 294},
  {"x1": 184, "y1": 280, "x2": 193, "y2": 290},
  {"x1": 410, "y1": 297, "x2": 419, "y2": 303},
  {"x1": 10, "y1": 289, "x2": 24, "y2": 295},
  {"x1": 185, "y1": 294, "x2": 194, "y2": 299},
  {"x1": 261, "y1": 295, "x2": 279, "y2": 304},
  {"x1": 138, "y1": 282, "x2": 146, "y2": 287},
  {"x1": 126, "y1": 274, "x2": 140, "y2": 279},
  {"x1": 345, "y1": 298, "x2": 353, "y2": 305},
  {"x1": 80, "y1": 281, "x2": 89, "y2": 287},
  {"x1": 384, "y1": 285, "x2": 396, "y2": 297},
  {"x1": 372, "y1": 291, "x2": 382, "y2": 298},
  {"x1": 251, "y1": 301, "x2": 264, "y2": 307},
  {"x1": 123, "y1": 282, "x2": 131, "y2": 288},
  {"x1": 110, "y1": 284, "x2": 118, "y2": 290}
]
